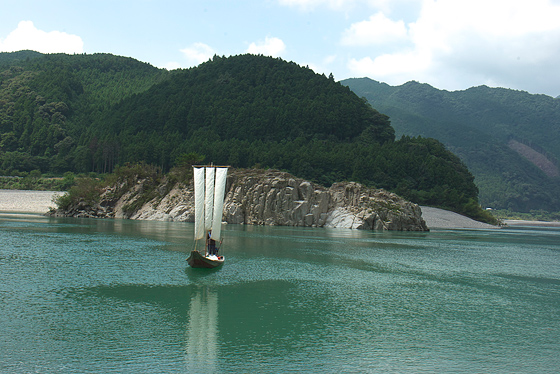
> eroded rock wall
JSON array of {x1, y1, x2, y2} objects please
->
[{"x1": 49, "y1": 169, "x2": 428, "y2": 231}]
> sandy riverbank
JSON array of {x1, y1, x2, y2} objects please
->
[
  {"x1": 503, "y1": 219, "x2": 560, "y2": 227},
  {"x1": 421, "y1": 206, "x2": 560, "y2": 229},
  {"x1": 420, "y1": 206, "x2": 499, "y2": 229},
  {"x1": 1, "y1": 189, "x2": 556, "y2": 229},
  {"x1": 0, "y1": 189, "x2": 64, "y2": 214}
]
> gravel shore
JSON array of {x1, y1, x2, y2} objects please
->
[
  {"x1": 504, "y1": 219, "x2": 560, "y2": 227},
  {"x1": 0, "y1": 189, "x2": 64, "y2": 214},
  {"x1": 421, "y1": 207, "x2": 559, "y2": 228},
  {"x1": 420, "y1": 206, "x2": 499, "y2": 229},
  {"x1": 3, "y1": 189, "x2": 554, "y2": 229}
]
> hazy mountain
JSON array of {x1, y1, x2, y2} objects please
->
[{"x1": 343, "y1": 78, "x2": 560, "y2": 212}]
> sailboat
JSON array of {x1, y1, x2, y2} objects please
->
[{"x1": 187, "y1": 166, "x2": 228, "y2": 268}]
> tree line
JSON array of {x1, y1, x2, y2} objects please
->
[{"x1": 0, "y1": 52, "x2": 493, "y2": 222}]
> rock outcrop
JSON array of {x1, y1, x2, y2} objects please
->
[{"x1": 49, "y1": 169, "x2": 428, "y2": 231}]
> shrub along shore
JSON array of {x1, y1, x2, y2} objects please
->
[{"x1": 0, "y1": 188, "x2": 536, "y2": 230}]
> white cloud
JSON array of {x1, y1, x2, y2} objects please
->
[
  {"x1": 246, "y1": 37, "x2": 286, "y2": 57},
  {"x1": 341, "y1": 12, "x2": 407, "y2": 45},
  {"x1": 324, "y1": 54, "x2": 337, "y2": 65},
  {"x1": 305, "y1": 54, "x2": 338, "y2": 76},
  {"x1": 348, "y1": 49, "x2": 431, "y2": 78},
  {"x1": 162, "y1": 61, "x2": 182, "y2": 70},
  {"x1": 180, "y1": 42, "x2": 215, "y2": 66},
  {"x1": 278, "y1": 0, "x2": 416, "y2": 12},
  {"x1": 346, "y1": 0, "x2": 560, "y2": 95},
  {"x1": 278, "y1": 0, "x2": 354, "y2": 11},
  {"x1": 0, "y1": 21, "x2": 83, "y2": 54}
]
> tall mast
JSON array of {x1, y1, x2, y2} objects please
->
[
  {"x1": 204, "y1": 167, "x2": 215, "y2": 231},
  {"x1": 193, "y1": 167, "x2": 205, "y2": 241},
  {"x1": 210, "y1": 167, "x2": 228, "y2": 242}
]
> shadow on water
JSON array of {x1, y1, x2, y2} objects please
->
[
  {"x1": 65, "y1": 284, "x2": 193, "y2": 312},
  {"x1": 496, "y1": 273, "x2": 560, "y2": 286},
  {"x1": 184, "y1": 265, "x2": 224, "y2": 282},
  {"x1": 58, "y1": 282, "x2": 224, "y2": 371},
  {"x1": 61, "y1": 277, "x2": 312, "y2": 372}
]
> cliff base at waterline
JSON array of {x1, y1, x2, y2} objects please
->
[{"x1": 48, "y1": 169, "x2": 428, "y2": 231}]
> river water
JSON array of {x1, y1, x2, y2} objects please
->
[{"x1": 1, "y1": 213, "x2": 559, "y2": 373}]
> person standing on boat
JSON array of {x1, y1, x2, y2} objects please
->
[{"x1": 207, "y1": 231, "x2": 217, "y2": 256}]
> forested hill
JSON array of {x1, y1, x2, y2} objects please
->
[
  {"x1": 0, "y1": 51, "x2": 169, "y2": 172},
  {"x1": 0, "y1": 50, "x2": 44, "y2": 65},
  {"x1": 99, "y1": 54, "x2": 395, "y2": 143},
  {"x1": 0, "y1": 52, "x2": 490, "y2": 221},
  {"x1": 343, "y1": 78, "x2": 560, "y2": 213}
]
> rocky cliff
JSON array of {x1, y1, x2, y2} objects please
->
[{"x1": 49, "y1": 169, "x2": 428, "y2": 231}]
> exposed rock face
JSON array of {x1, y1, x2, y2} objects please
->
[{"x1": 49, "y1": 169, "x2": 428, "y2": 231}]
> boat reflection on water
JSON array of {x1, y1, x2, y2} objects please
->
[{"x1": 186, "y1": 286, "x2": 219, "y2": 372}]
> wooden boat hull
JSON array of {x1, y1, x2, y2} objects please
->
[{"x1": 187, "y1": 250, "x2": 224, "y2": 268}]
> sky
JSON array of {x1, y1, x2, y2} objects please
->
[{"x1": 1, "y1": 0, "x2": 560, "y2": 97}]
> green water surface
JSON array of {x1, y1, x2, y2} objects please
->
[{"x1": 1, "y1": 213, "x2": 559, "y2": 373}]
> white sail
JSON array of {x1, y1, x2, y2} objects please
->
[
  {"x1": 204, "y1": 167, "x2": 215, "y2": 230},
  {"x1": 193, "y1": 167, "x2": 206, "y2": 240},
  {"x1": 210, "y1": 168, "x2": 228, "y2": 242}
]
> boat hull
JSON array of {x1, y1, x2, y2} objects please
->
[{"x1": 187, "y1": 250, "x2": 224, "y2": 268}]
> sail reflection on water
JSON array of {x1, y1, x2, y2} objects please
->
[{"x1": 185, "y1": 287, "x2": 219, "y2": 371}]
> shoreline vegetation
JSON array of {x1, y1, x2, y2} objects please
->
[
  {"x1": 3, "y1": 165, "x2": 559, "y2": 225},
  {"x1": 0, "y1": 173, "x2": 75, "y2": 191},
  {"x1": 50, "y1": 162, "x2": 501, "y2": 226},
  {"x1": 492, "y1": 209, "x2": 560, "y2": 223},
  {"x1": 47, "y1": 166, "x2": 431, "y2": 231},
  {"x1": 2, "y1": 189, "x2": 558, "y2": 229}
]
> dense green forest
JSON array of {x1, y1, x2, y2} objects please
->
[
  {"x1": 343, "y1": 78, "x2": 560, "y2": 213},
  {"x1": 0, "y1": 50, "x2": 169, "y2": 174},
  {"x1": 0, "y1": 51, "x2": 492, "y2": 222}
]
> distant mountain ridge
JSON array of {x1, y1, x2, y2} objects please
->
[{"x1": 342, "y1": 78, "x2": 560, "y2": 212}]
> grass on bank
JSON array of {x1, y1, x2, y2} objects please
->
[
  {"x1": 13, "y1": 163, "x2": 552, "y2": 224},
  {"x1": 0, "y1": 171, "x2": 76, "y2": 191},
  {"x1": 492, "y1": 209, "x2": 560, "y2": 223},
  {"x1": 52, "y1": 161, "x2": 193, "y2": 216},
  {"x1": 48, "y1": 161, "x2": 509, "y2": 226}
]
